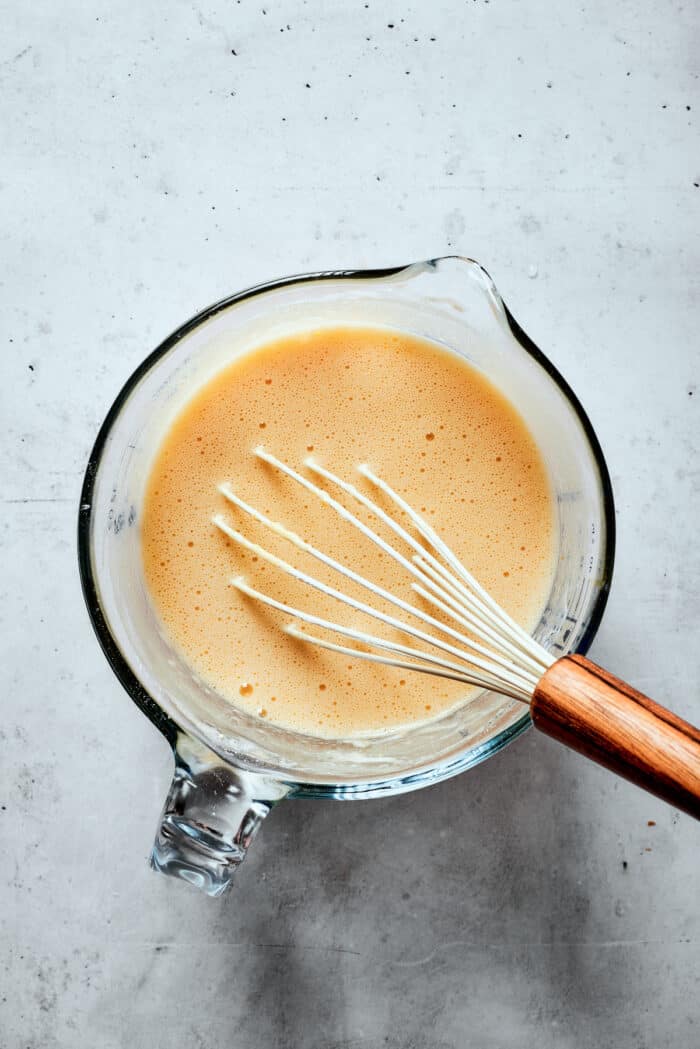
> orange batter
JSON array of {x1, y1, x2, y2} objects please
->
[{"x1": 141, "y1": 326, "x2": 555, "y2": 737}]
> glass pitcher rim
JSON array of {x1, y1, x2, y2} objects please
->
[{"x1": 77, "y1": 256, "x2": 616, "y2": 791}]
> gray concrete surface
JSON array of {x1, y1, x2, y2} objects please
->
[{"x1": 1, "y1": 1, "x2": 698, "y2": 1046}]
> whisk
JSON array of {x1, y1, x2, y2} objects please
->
[{"x1": 213, "y1": 447, "x2": 700, "y2": 818}]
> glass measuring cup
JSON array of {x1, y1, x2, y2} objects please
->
[{"x1": 78, "y1": 257, "x2": 615, "y2": 896}]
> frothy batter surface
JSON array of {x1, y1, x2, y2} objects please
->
[{"x1": 141, "y1": 326, "x2": 555, "y2": 737}]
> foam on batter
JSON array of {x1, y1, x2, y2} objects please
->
[{"x1": 141, "y1": 326, "x2": 555, "y2": 737}]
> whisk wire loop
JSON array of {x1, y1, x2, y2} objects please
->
[{"x1": 213, "y1": 449, "x2": 554, "y2": 705}]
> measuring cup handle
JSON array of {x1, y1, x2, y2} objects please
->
[{"x1": 150, "y1": 733, "x2": 290, "y2": 896}]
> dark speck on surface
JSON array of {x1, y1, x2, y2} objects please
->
[
  {"x1": 622, "y1": 860, "x2": 628, "y2": 870},
  {"x1": 230, "y1": 48, "x2": 237, "y2": 55},
  {"x1": 28, "y1": 363, "x2": 34, "y2": 371}
]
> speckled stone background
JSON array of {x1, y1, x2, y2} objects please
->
[{"x1": 1, "y1": 2, "x2": 698, "y2": 1047}]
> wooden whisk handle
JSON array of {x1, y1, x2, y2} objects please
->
[{"x1": 531, "y1": 655, "x2": 700, "y2": 818}]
